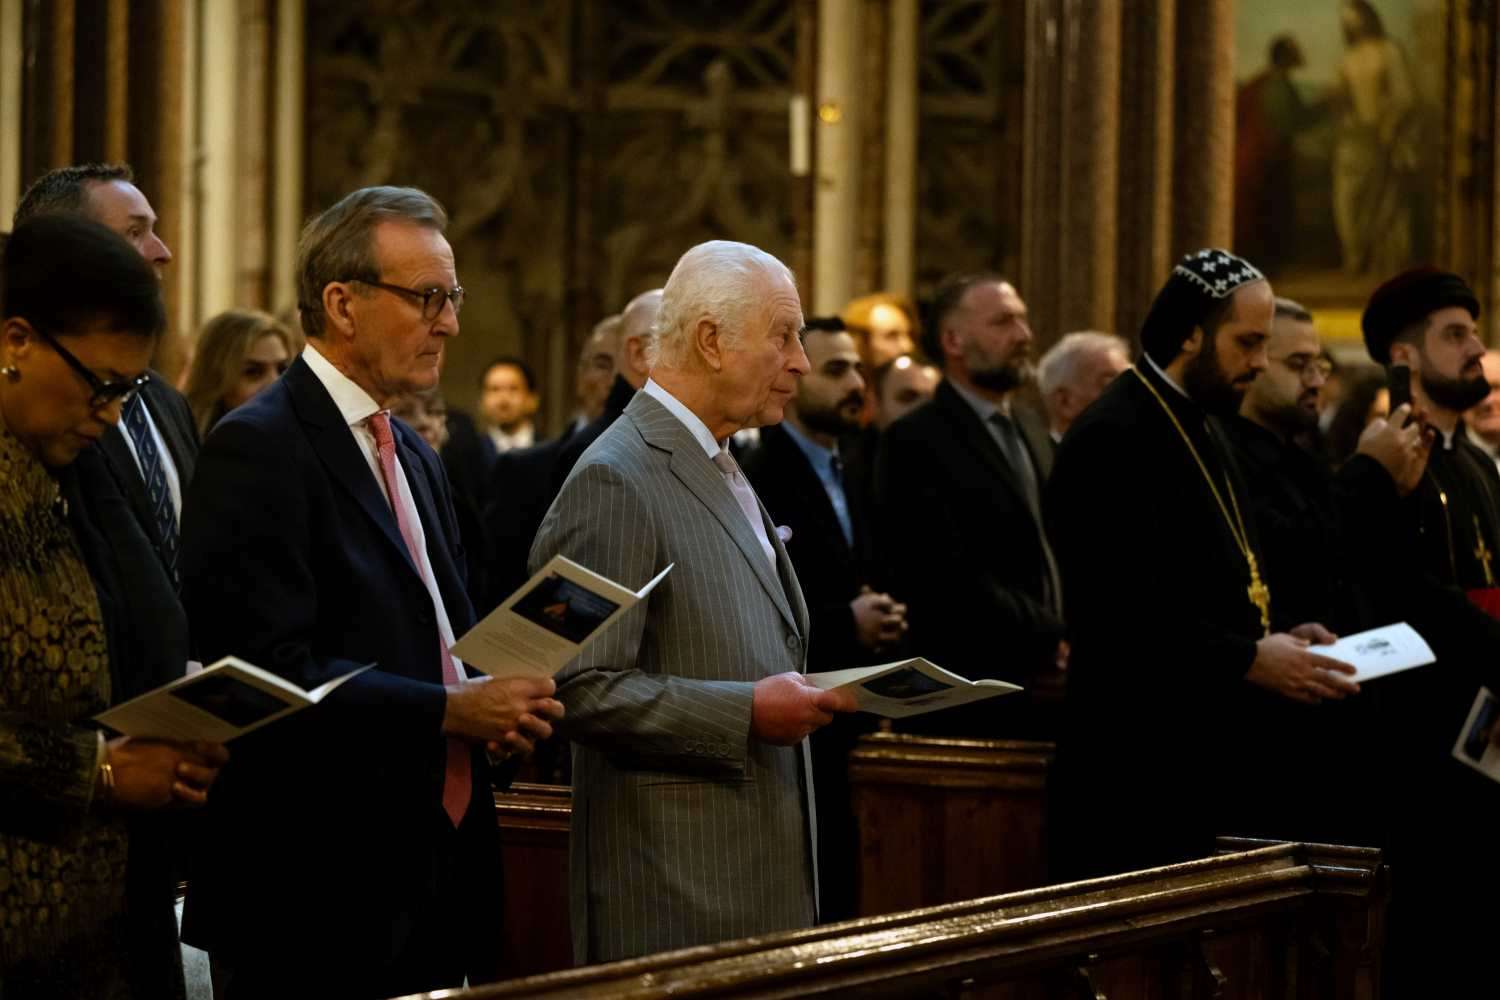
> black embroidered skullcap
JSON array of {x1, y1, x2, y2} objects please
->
[
  {"x1": 1361, "y1": 268, "x2": 1480, "y2": 364},
  {"x1": 1139, "y1": 249, "x2": 1267, "y2": 364}
]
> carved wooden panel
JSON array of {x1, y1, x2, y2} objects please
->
[
  {"x1": 914, "y1": 0, "x2": 1026, "y2": 295},
  {"x1": 305, "y1": 1, "x2": 812, "y2": 425}
]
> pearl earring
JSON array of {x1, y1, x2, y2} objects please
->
[{"x1": 0, "y1": 366, "x2": 17, "y2": 381}]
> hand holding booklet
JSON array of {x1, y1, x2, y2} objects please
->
[
  {"x1": 1310, "y1": 622, "x2": 1435, "y2": 681},
  {"x1": 451, "y1": 555, "x2": 672, "y2": 678},
  {"x1": 804, "y1": 657, "x2": 1021, "y2": 718},
  {"x1": 1452, "y1": 687, "x2": 1500, "y2": 783},
  {"x1": 95, "y1": 657, "x2": 372, "y2": 743}
]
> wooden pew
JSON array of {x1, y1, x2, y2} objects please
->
[
  {"x1": 494, "y1": 782, "x2": 573, "y2": 976},
  {"x1": 395, "y1": 840, "x2": 1387, "y2": 999},
  {"x1": 850, "y1": 731, "x2": 1053, "y2": 915}
]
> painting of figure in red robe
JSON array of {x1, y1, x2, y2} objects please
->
[{"x1": 1235, "y1": 0, "x2": 1444, "y2": 305}]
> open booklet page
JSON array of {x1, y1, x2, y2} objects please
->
[
  {"x1": 95, "y1": 657, "x2": 371, "y2": 743},
  {"x1": 805, "y1": 657, "x2": 1021, "y2": 719},
  {"x1": 1452, "y1": 686, "x2": 1500, "y2": 783},
  {"x1": 1310, "y1": 622, "x2": 1435, "y2": 681},
  {"x1": 451, "y1": 555, "x2": 673, "y2": 678}
]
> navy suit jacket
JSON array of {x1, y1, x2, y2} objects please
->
[{"x1": 178, "y1": 355, "x2": 496, "y2": 972}]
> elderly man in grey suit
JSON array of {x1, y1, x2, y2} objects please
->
[{"x1": 531, "y1": 240, "x2": 859, "y2": 963}]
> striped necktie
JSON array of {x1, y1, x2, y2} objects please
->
[{"x1": 122, "y1": 395, "x2": 179, "y2": 584}]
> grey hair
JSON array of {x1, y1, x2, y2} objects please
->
[
  {"x1": 1038, "y1": 330, "x2": 1131, "y2": 397},
  {"x1": 1273, "y1": 296, "x2": 1313, "y2": 323},
  {"x1": 296, "y1": 185, "x2": 448, "y2": 340},
  {"x1": 647, "y1": 240, "x2": 796, "y2": 370}
]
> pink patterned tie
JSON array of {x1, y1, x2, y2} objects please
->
[{"x1": 368, "y1": 411, "x2": 472, "y2": 826}]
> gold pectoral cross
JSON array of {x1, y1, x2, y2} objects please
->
[
  {"x1": 1247, "y1": 555, "x2": 1271, "y2": 636},
  {"x1": 1475, "y1": 516, "x2": 1496, "y2": 587}
]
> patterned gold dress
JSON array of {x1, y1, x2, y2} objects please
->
[{"x1": 0, "y1": 423, "x2": 135, "y2": 998}]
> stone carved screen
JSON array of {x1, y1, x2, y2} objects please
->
[
  {"x1": 915, "y1": 0, "x2": 1025, "y2": 296},
  {"x1": 305, "y1": 0, "x2": 811, "y2": 427}
]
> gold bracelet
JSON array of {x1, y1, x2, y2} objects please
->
[{"x1": 97, "y1": 739, "x2": 116, "y2": 804}]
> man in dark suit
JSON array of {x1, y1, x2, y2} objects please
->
[
  {"x1": 14, "y1": 163, "x2": 196, "y2": 582},
  {"x1": 876, "y1": 274, "x2": 1064, "y2": 737},
  {"x1": 483, "y1": 288, "x2": 655, "y2": 605},
  {"x1": 741, "y1": 321, "x2": 906, "y2": 921},
  {"x1": 179, "y1": 186, "x2": 562, "y2": 999}
]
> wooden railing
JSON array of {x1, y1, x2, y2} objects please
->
[
  {"x1": 493, "y1": 782, "x2": 572, "y2": 976},
  {"x1": 397, "y1": 839, "x2": 1387, "y2": 999},
  {"x1": 850, "y1": 731, "x2": 1053, "y2": 914}
]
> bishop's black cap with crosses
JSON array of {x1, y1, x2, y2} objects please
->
[{"x1": 1140, "y1": 248, "x2": 1268, "y2": 363}]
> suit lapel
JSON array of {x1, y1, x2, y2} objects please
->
[
  {"x1": 763, "y1": 426, "x2": 853, "y2": 561},
  {"x1": 937, "y1": 381, "x2": 1034, "y2": 515},
  {"x1": 285, "y1": 359, "x2": 419, "y2": 579},
  {"x1": 1016, "y1": 405, "x2": 1053, "y2": 483},
  {"x1": 396, "y1": 423, "x2": 472, "y2": 624},
  {"x1": 630, "y1": 395, "x2": 800, "y2": 634},
  {"x1": 97, "y1": 425, "x2": 158, "y2": 542}
]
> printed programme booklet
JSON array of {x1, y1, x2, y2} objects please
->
[
  {"x1": 804, "y1": 657, "x2": 1022, "y2": 718},
  {"x1": 95, "y1": 657, "x2": 371, "y2": 742},
  {"x1": 451, "y1": 555, "x2": 672, "y2": 678},
  {"x1": 1310, "y1": 622, "x2": 1435, "y2": 681},
  {"x1": 1452, "y1": 686, "x2": 1500, "y2": 783}
]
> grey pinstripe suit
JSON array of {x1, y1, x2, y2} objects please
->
[{"x1": 529, "y1": 391, "x2": 818, "y2": 964}]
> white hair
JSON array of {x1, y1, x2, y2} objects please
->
[
  {"x1": 647, "y1": 240, "x2": 796, "y2": 370},
  {"x1": 1038, "y1": 330, "x2": 1131, "y2": 397}
]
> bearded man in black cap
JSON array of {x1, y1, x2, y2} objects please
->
[
  {"x1": 1046, "y1": 250, "x2": 1359, "y2": 881},
  {"x1": 1357, "y1": 267, "x2": 1500, "y2": 994}
]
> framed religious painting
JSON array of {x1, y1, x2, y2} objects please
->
[{"x1": 1233, "y1": 0, "x2": 1499, "y2": 352}]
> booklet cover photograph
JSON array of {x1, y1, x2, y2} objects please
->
[
  {"x1": 861, "y1": 666, "x2": 953, "y2": 700},
  {"x1": 512, "y1": 574, "x2": 620, "y2": 644},
  {"x1": 169, "y1": 674, "x2": 289, "y2": 728}
]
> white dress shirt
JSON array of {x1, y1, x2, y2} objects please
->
[{"x1": 302, "y1": 342, "x2": 469, "y2": 678}]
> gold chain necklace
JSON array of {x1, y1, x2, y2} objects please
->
[{"x1": 1130, "y1": 367, "x2": 1271, "y2": 635}]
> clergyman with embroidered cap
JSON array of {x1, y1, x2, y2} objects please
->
[
  {"x1": 529, "y1": 239, "x2": 858, "y2": 963},
  {"x1": 1045, "y1": 248, "x2": 1359, "y2": 881}
]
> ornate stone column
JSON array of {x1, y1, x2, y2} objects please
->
[
  {"x1": 883, "y1": 0, "x2": 918, "y2": 296},
  {"x1": 1170, "y1": 0, "x2": 1234, "y2": 255},
  {"x1": 813, "y1": 0, "x2": 863, "y2": 314},
  {"x1": 1114, "y1": 0, "x2": 1177, "y2": 344}
]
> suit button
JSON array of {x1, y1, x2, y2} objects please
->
[{"x1": 785, "y1": 634, "x2": 800, "y2": 651}]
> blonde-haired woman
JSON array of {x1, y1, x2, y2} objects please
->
[{"x1": 183, "y1": 309, "x2": 299, "y2": 436}]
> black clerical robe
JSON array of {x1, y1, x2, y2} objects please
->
[
  {"x1": 1046, "y1": 362, "x2": 1264, "y2": 880},
  {"x1": 1221, "y1": 418, "x2": 1398, "y2": 845},
  {"x1": 1344, "y1": 424, "x2": 1500, "y2": 992}
]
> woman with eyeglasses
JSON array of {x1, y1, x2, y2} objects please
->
[
  {"x1": 0, "y1": 215, "x2": 227, "y2": 999},
  {"x1": 182, "y1": 309, "x2": 301, "y2": 438}
]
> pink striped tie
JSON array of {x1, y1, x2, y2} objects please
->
[{"x1": 368, "y1": 411, "x2": 472, "y2": 827}]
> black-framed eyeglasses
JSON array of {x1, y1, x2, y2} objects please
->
[
  {"x1": 352, "y1": 278, "x2": 464, "y2": 321},
  {"x1": 35, "y1": 328, "x2": 150, "y2": 409}
]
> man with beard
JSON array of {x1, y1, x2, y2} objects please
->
[
  {"x1": 1221, "y1": 297, "x2": 1427, "y2": 845},
  {"x1": 1046, "y1": 250, "x2": 1359, "y2": 881},
  {"x1": 875, "y1": 274, "x2": 1061, "y2": 738},
  {"x1": 1357, "y1": 268, "x2": 1500, "y2": 993},
  {"x1": 742, "y1": 322, "x2": 906, "y2": 921}
]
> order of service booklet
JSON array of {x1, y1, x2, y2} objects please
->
[
  {"x1": 450, "y1": 555, "x2": 673, "y2": 678},
  {"x1": 1451, "y1": 686, "x2": 1500, "y2": 783},
  {"x1": 1309, "y1": 622, "x2": 1435, "y2": 681},
  {"x1": 804, "y1": 657, "x2": 1022, "y2": 718},
  {"x1": 95, "y1": 657, "x2": 372, "y2": 742}
]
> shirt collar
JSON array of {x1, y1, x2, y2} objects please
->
[
  {"x1": 643, "y1": 378, "x2": 723, "y2": 460},
  {"x1": 303, "y1": 341, "x2": 382, "y2": 428},
  {"x1": 948, "y1": 378, "x2": 1012, "y2": 424},
  {"x1": 780, "y1": 417, "x2": 838, "y2": 469},
  {"x1": 1141, "y1": 352, "x2": 1191, "y2": 398}
]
